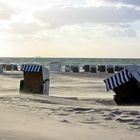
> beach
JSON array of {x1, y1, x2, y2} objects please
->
[
  {"x1": 0, "y1": 72, "x2": 140, "y2": 140},
  {"x1": 1, "y1": 0, "x2": 140, "y2": 138}
]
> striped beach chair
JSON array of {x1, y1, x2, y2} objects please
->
[
  {"x1": 20, "y1": 64, "x2": 50, "y2": 95},
  {"x1": 104, "y1": 65, "x2": 140, "y2": 105}
]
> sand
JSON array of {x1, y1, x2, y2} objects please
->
[{"x1": 0, "y1": 71, "x2": 140, "y2": 140}]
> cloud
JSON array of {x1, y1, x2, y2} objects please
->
[
  {"x1": 1, "y1": 1, "x2": 139, "y2": 43},
  {"x1": 35, "y1": 6, "x2": 140, "y2": 28},
  {"x1": 7, "y1": 22, "x2": 45, "y2": 35},
  {"x1": 102, "y1": 0, "x2": 140, "y2": 7},
  {"x1": 0, "y1": 3, "x2": 16, "y2": 20},
  {"x1": 60, "y1": 24, "x2": 137, "y2": 39},
  {"x1": 2, "y1": 6, "x2": 138, "y2": 40}
]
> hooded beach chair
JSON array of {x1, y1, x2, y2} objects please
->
[
  {"x1": 98, "y1": 65, "x2": 106, "y2": 72},
  {"x1": 50, "y1": 62, "x2": 62, "y2": 72},
  {"x1": 83, "y1": 64, "x2": 90, "y2": 72},
  {"x1": 107, "y1": 64, "x2": 115, "y2": 73},
  {"x1": 0, "y1": 65, "x2": 3, "y2": 73},
  {"x1": 115, "y1": 65, "x2": 125, "y2": 72},
  {"x1": 71, "y1": 65, "x2": 79, "y2": 73},
  {"x1": 65, "y1": 65, "x2": 71, "y2": 72},
  {"x1": 104, "y1": 65, "x2": 140, "y2": 105},
  {"x1": 2, "y1": 64, "x2": 6, "y2": 69},
  {"x1": 90, "y1": 65, "x2": 98, "y2": 73},
  {"x1": 6, "y1": 64, "x2": 13, "y2": 71},
  {"x1": 20, "y1": 64, "x2": 50, "y2": 95},
  {"x1": 12, "y1": 64, "x2": 18, "y2": 71}
]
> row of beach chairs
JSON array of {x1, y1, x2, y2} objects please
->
[
  {"x1": 0, "y1": 62, "x2": 62, "y2": 72},
  {"x1": 0, "y1": 63, "x2": 126, "y2": 73},
  {"x1": 65, "y1": 64, "x2": 125, "y2": 73},
  {"x1": 0, "y1": 64, "x2": 19, "y2": 72}
]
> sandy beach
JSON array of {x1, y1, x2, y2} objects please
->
[{"x1": 0, "y1": 71, "x2": 140, "y2": 140}]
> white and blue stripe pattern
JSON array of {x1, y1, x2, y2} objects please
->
[
  {"x1": 104, "y1": 68, "x2": 132, "y2": 91},
  {"x1": 21, "y1": 64, "x2": 42, "y2": 72}
]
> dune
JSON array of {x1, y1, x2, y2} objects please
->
[{"x1": 0, "y1": 72, "x2": 140, "y2": 140}]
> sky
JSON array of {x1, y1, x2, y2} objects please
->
[{"x1": 0, "y1": 0, "x2": 140, "y2": 58}]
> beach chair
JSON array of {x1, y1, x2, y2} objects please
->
[
  {"x1": 107, "y1": 65, "x2": 115, "y2": 73},
  {"x1": 0, "y1": 65, "x2": 3, "y2": 73},
  {"x1": 90, "y1": 65, "x2": 98, "y2": 73},
  {"x1": 12, "y1": 64, "x2": 18, "y2": 71},
  {"x1": 83, "y1": 65, "x2": 90, "y2": 72},
  {"x1": 104, "y1": 65, "x2": 140, "y2": 105},
  {"x1": 2, "y1": 64, "x2": 6, "y2": 69},
  {"x1": 65, "y1": 65, "x2": 71, "y2": 72},
  {"x1": 98, "y1": 65, "x2": 106, "y2": 72},
  {"x1": 6, "y1": 64, "x2": 13, "y2": 71},
  {"x1": 115, "y1": 65, "x2": 125, "y2": 72},
  {"x1": 50, "y1": 62, "x2": 62, "y2": 72},
  {"x1": 72, "y1": 65, "x2": 79, "y2": 73},
  {"x1": 20, "y1": 64, "x2": 50, "y2": 95}
]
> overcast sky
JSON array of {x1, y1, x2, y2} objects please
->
[{"x1": 0, "y1": 0, "x2": 140, "y2": 58}]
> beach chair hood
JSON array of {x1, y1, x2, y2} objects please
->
[{"x1": 21, "y1": 64, "x2": 42, "y2": 72}]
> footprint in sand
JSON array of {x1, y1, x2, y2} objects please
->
[
  {"x1": 129, "y1": 119, "x2": 140, "y2": 126},
  {"x1": 129, "y1": 111, "x2": 140, "y2": 116},
  {"x1": 112, "y1": 110, "x2": 122, "y2": 115},
  {"x1": 61, "y1": 119, "x2": 70, "y2": 123},
  {"x1": 116, "y1": 118, "x2": 134, "y2": 123},
  {"x1": 104, "y1": 117, "x2": 113, "y2": 120}
]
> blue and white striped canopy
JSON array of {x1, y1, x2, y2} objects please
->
[
  {"x1": 104, "y1": 68, "x2": 132, "y2": 91},
  {"x1": 21, "y1": 64, "x2": 42, "y2": 72}
]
